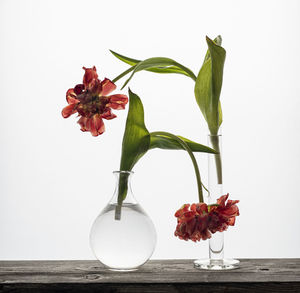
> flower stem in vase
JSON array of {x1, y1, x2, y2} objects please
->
[{"x1": 209, "y1": 134, "x2": 222, "y2": 184}]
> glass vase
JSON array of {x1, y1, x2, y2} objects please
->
[
  {"x1": 89, "y1": 171, "x2": 157, "y2": 271},
  {"x1": 194, "y1": 134, "x2": 239, "y2": 270}
]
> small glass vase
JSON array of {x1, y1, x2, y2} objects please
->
[
  {"x1": 89, "y1": 171, "x2": 157, "y2": 271},
  {"x1": 194, "y1": 134, "x2": 239, "y2": 270}
]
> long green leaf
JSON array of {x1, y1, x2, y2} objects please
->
[
  {"x1": 117, "y1": 89, "x2": 150, "y2": 205},
  {"x1": 121, "y1": 57, "x2": 196, "y2": 89},
  {"x1": 149, "y1": 133, "x2": 218, "y2": 154},
  {"x1": 194, "y1": 36, "x2": 226, "y2": 135},
  {"x1": 120, "y1": 89, "x2": 150, "y2": 171},
  {"x1": 110, "y1": 50, "x2": 189, "y2": 75}
]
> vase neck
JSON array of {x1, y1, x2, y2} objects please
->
[{"x1": 110, "y1": 171, "x2": 137, "y2": 205}]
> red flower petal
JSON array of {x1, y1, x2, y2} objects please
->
[
  {"x1": 217, "y1": 194, "x2": 229, "y2": 207},
  {"x1": 101, "y1": 109, "x2": 117, "y2": 120},
  {"x1": 83, "y1": 66, "x2": 98, "y2": 89},
  {"x1": 175, "y1": 204, "x2": 190, "y2": 217},
  {"x1": 186, "y1": 218, "x2": 197, "y2": 236},
  {"x1": 66, "y1": 88, "x2": 79, "y2": 104},
  {"x1": 100, "y1": 78, "x2": 116, "y2": 96},
  {"x1": 77, "y1": 116, "x2": 89, "y2": 132},
  {"x1": 195, "y1": 203, "x2": 208, "y2": 214},
  {"x1": 62, "y1": 103, "x2": 77, "y2": 118},
  {"x1": 221, "y1": 205, "x2": 240, "y2": 217},
  {"x1": 228, "y1": 217, "x2": 236, "y2": 226},
  {"x1": 106, "y1": 94, "x2": 128, "y2": 110},
  {"x1": 74, "y1": 84, "x2": 84, "y2": 95},
  {"x1": 87, "y1": 114, "x2": 105, "y2": 136}
]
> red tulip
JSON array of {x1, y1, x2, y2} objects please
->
[
  {"x1": 174, "y1": 203, "x2": 211, "y2": 242},
  {"x1": 62, "y1": 66, "x2": 128, "y2": 136},
  {"x1": 174, "y1": 194, "x2": 239, "y2": 242}
]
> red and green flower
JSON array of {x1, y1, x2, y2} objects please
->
[
  {"x1": 62, "y1": 66, "x2": 128, "y2": 136},
  {"x1": 174, "y1": 194, "x2": 239, "y2": 242}
]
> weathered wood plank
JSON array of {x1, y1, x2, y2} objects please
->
[
  {"x1": 0, "y1": 259, "x2": 299, "y2": 292},
  {"x1": 0, "y1": 283, "x2": 300, "y2": 293}
]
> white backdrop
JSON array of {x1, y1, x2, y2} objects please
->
[{"x1": 0, "y1": 0, "x2": 299, "y2": 260}]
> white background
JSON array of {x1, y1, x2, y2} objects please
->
[{"x1": 0, "y1": 0, "x2": 299, "y2": 260}]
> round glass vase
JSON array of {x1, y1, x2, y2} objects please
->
[
  {"x1": 89, "y1": 171, "x2": 157, "y2": 271},
  {"x1": 194, "y1": 134, "x2": 240, "y2": 270}
]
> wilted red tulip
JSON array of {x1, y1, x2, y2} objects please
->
[
  {"x1": 208, "y1": 193, "x2": 240, "y2": 233},
  {"x1": 174, "y1": 194, "x2": 239, "y2": 242},
  {"x1": 62, "y1": 66, "x2": 128, "y2": 136},
  {"x1": 174, "y1": 203, "x2": 212, "y2": 242}
]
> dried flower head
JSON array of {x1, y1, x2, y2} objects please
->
[{"x1": 62, "y1": 66, "x2": 128, "y2": 136}]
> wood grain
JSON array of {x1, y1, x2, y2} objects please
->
[{"x1": 0, "y1": 259, "x2": 299, "y2": 292}]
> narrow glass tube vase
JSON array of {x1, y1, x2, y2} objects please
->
[
  {"x1": 89, "y1": 171, "x2": 157, "y2": 271},
  {"x1": 194, "y1": 134, "x2": 239, "y2": 270}
]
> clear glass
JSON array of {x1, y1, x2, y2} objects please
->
[
  {"x1": 194, "y1": 135, "x2": 239, "y2": 270},
  {"x1": 89, "y1": 171, "x2": 157, "y2": 271}
]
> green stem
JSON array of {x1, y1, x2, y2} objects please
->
[
  {"x1": 151, "y1": 131, "x2": 204, "y2": 203},
  {"x1": 210, "y1": 135, "x2": 222, "y2": 184},
  {"x1": 112, "y1": 66, "x2": 136, "y2": 84}
]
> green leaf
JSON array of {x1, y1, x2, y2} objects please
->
[
  {"x1": 194, "y1": 36, "x2": 226, "y2": 135},
  {"x1": 149, "y1": 133, "x2": 218, "y2": 154},
  {"x1": 110, "y1": 50, "x2": 190, "y2": 75},
  {"x1": 118, "y1": 89, "x2": 150, "y2": 204},
  {"x1": 110, "y1": 50, "x2": 197, "y2": 87},
  {"x1": 203, "y1": 35, "x2": 222, "y2": 63},
  {"x1": 121, "y1": 57, "x2": 196, "y2": 89},
  {"x1": 110, "y1": 50, "x2": 141, "y2": 66},
  {"x1": 120, "y1": 89, "x2": 150, "y2": 171}
]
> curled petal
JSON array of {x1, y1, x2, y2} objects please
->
[
  {"x1": 77, "y1": 116, "x2": 89, "y2": 132},
  {"x1": 66, "y1": 89, "x2": 79, "y2": 104},
  {"x1": 221, "y1": 205, "x2": 240, "y2": 217},
  {"x1": 101, "y1": 109, "x2": 117, "y2": 120},
  {"x1": 83, "y1": 66, "x2": 98, "y2": 89},
  {"x1": 226, "y1": 199, "x2": 240, "y2": 208},
  {"x1": 217, "y1": 193, "x2": 229, "y2": 207},
  {"x1": 191, "y1": 203, "x2": 208, "y2": 214},
  {"x1": 62, "y1": 103, "x2": 78, "y2": 118},
  {"x1": 182, "y1": 211, "x2": 197, "y2": 221},
  {"x1": 100, "y1": 78, "x2": 117, "y2": 96},
  {"x1": 74, "y1": 84, "x2": 84, "y2": 95},
  {"x1": 228, "y1": 217, "x2": 236, "y2": 226},
  {"x1": 186, "y1": 218, "x2": 197, "y2": 236},
  {"x1": 92, "y1": 79, "x2": 103, "y2": 95},
  {"x1": 106, "y1": 94, "x2": 128, "y2": 110},
  {"x1": 87, "y1": 114, "x2": 105, "y2": 137},
  {"x1": 175, "y1": 204, "x2": 190, "y2": 218}
]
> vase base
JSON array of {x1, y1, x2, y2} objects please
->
[
  {"x1": 194, "y1": 258, "x2": 240, "y2": 270},
  {"x1": 108, "y1": 268, "x2": 138, "y2": 272}
]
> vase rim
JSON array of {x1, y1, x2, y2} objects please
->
[{"x1": 113, "y1": 170, "x2": 134, "y2": 175}]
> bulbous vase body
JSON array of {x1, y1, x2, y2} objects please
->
[{"x1": 90, "y1": 171, "x2": 156, "y2": 271}]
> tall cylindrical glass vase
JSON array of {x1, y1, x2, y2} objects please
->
[{"x1": 194, "y1": 134, "x2": 239, "y2": 270}]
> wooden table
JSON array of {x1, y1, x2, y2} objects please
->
[{"x1": 0, "y1": 259, "x2": 299, "y2": 292}]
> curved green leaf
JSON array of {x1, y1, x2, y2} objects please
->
[
  {"x1": 117, "y1": 89, "x2": 150, "y2": 206},
  {"x1": 110, "y1": 50, "x2": 141, "y2": 66},
  {"x1": 121, "y1": 57, "x2": 196, "y2": 89},
  {"x1": 203, "y1": 35, "x2": 222, "y2": 63},
  {"x1": 194, "y1": 36, "x2": 226, "y2": 135},
  {"x1": 120, "y1": 89, "x2": 150, "y2": 171},
  {"x1": 149, "y1": 133, "x2": 218, "y2": 154},
  {"x1": 110, "y1": 50, "x2": 189, "y2": 75}
]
